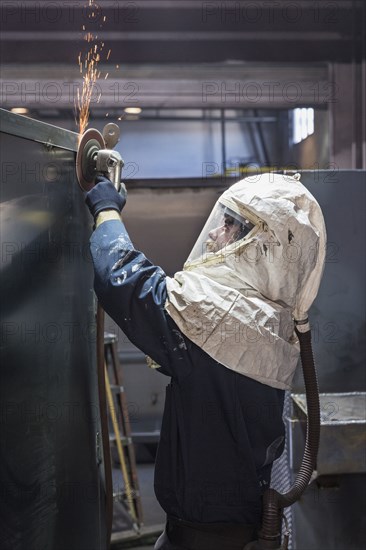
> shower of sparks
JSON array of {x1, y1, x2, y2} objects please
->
[{"x1": 75, "y1": 0, "x2": 111, "y2": 136}]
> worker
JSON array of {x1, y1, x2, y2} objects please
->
[{"x1": 85, "y1": 172, "x2": 326, "y2": 550}]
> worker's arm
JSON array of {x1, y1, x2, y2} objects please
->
[
  {"x1": 86, "y1": 178, "x2": 192, "y2": 379},
  {"x1": 95, "y1": 210, "x2": 121, "y2": 227}
]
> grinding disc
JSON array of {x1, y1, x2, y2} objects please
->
[{"x1": 76, "y1": 128, "x2": 105, "y2": 191}]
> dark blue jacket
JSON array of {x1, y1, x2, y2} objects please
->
[{"x1": 90, "y1": 220, "x2": 285, "y2": 526}]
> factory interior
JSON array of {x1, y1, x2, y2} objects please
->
[{"x1": 0, "y1": 1, "x2": 365, "y2": 549}]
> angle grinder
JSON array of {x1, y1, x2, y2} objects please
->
[{"x1": 76, "y1": 122, "x2": 124, "y2": 191}]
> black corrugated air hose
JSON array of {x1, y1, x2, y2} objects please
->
[{"x1": 247, "y1": 324, "x2": 320, "y2": 549}]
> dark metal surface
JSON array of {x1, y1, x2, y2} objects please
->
[
  {"x1": 0, "y1": 108, "x2": 79, "y2": 152},
  {"x1": 294, "y1": 170, "x2": 366, "y2": 393},
  {"x1": 0, "y1": 114, "x2": 106, "y2": 549}
]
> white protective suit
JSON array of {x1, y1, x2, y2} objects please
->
[{"x1": 165, "y1": 173, "x2": 326, "y2": 390}]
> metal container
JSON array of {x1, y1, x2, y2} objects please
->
[
  {"x1": 0, "y1": 109, "x2": 107, "y2": 550},
  {"x1": 290, "y1": 392, "x2": 366, "y2": 476},
  {"x1": 286, "y1": 392, "x2": 366, "y2": 550}
]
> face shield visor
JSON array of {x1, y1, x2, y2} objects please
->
[{"x1": 185, "y1": 202, "x2": 255, "y2": 267}]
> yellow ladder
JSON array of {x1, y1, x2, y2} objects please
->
[{"x1": 104, "y1": 332, "x2": 144, "y2": 531}]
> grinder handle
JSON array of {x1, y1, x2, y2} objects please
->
[{"x1": 96, "y1": 149, "x2": 124, "y2": 192}]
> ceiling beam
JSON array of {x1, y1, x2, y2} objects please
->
[
  {"x1": 0, "y1": 0, "x2": 363, "y2": 63},
  {"x1": 0, "y1": 63, "x2": 329, "y2": 110}
]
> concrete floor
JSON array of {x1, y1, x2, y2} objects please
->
[{"x1": 111, "y1": 461, "x2": 165, "y2": 549}]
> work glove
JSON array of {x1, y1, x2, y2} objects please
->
[{"x1": 85, "y1": 175, "x2": 126, "y2": 219}]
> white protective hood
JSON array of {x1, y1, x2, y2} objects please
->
[{"x1": 165, "y1": 173, "x2": 326, "y2": 390}]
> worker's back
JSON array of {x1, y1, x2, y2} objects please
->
[{"x1": 154, "y1": 333, "x2": 285, "y2": 525}]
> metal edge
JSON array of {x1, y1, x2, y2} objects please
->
[
  {"x1": 0, "y1": 108, "x2": 79, "y2": 152},
  {"x1": 293, "y1": 391, "x2": 366, "y2": 400},
  {"x1": 291, "y1": 392, "x2": 366, "y2": 425}
]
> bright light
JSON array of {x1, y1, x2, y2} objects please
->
[
  {"x1": 292, "y1": 107, "x2": 314, "y2": 144},
  {"x1": 11, "y1": 107, "x2": 29, "y2": 115},
  {"x1": 307, "y1": 108, "x2": 314, "y2": 135},
  {"x1": 124, "y1": 107, "x2": 142, "y2": 115},
  {"x1": 293, "y1": 108, "x2": 302, "y2": 145}
]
